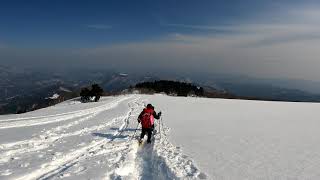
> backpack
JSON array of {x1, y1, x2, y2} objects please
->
[{"x1": 141, "y1": 108, "x2": 154, "y2": 128}]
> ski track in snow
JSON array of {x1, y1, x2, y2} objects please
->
[
  {"x1": 0, "y1": 96, "x2": 132, "y2": 164},
  {"x1": 0, "y1": 96, "x2": 132, "y2": 129},
  {"x1": 0, "y1": 95, "x2": 206, "y2": 180}
]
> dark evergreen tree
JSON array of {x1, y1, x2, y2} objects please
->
[
  {"x1": 91, "y1": 84, "x2": 104, "y2": 102},
  {"x1": 80, "y1": 88, "x2": 91, "y2": 102},
  {"x1": 134, "y1": 80, "x2": 204, "y2": 97}
]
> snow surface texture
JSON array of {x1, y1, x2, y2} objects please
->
[
  {"x1": 1, "y1": 94, "x2": 320, "y2": 180},
  {"x1": 147, "y1": 95, "x2": 320, "y2": 180},
  {"x1": 0, "y1": 95, "x2": 205, "y2": 180}
]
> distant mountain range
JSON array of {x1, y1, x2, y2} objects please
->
[
  {"x1": 0, "y1": 67, "x2": 159, "y2": 114},
  {"x1": 1, "y1": 66, "x2": 320, "y2": 114}
]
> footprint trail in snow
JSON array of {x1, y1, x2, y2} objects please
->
[{"x1": 0, "y1": 95, "x2": 207, "y2": 180}]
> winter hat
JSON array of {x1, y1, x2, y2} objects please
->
[{"x1": 147, "y1": 104, "x2": 154, "y2": 109}]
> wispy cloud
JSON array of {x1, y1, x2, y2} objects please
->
[
  {"x1": 163, "y1": 23, "x2": 233, "y2": 31},
  {"x1": 163, "y1": 6, "x2": 320, "y2": 47},
  {"x1": 3, "y1": 6, "x2": 320, "y2": 82},
  {"x1": 77, "y1": 7, "x2": 320, "y2": 80},
  {"x1": 164, "y1": 23, "x2": 320, "y2": 47},
  {"x1": 87, "y1": 24, "x2": 112, "y2": 30}
]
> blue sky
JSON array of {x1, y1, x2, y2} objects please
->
[
  {"x1": 0, "y1": 0, "x2": 305, "y2": 47},
  {"x1": 1, "y1": 0, "x2": 320, "y2": 81}
]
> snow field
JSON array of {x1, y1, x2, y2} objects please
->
[
  {"x1": 0, "y1": 94, "x2": 205, "y2": 180},
  {"x1": 147, "y1": 94, "x2": 320, "y2": 180}
]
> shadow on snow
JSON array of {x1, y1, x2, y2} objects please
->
[
  {"x1": 92, "y1": 128, "x2": 178, "y2": 179},
  {"x1": 91, "y1": 132, "x2": 129, "y2": 140},
  {"x1": 109, "y1": 127, "x2": 141, "y2": 132},
  {"x1": 138, "y1": 138, "x2": 177, "y2": 179}
]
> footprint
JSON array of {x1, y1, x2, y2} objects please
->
[
  {"x1": 20, "y1": 162, "x2": 30, "y2": 167},
  {"x1": 60, "y1": 173, "x2": 71, "y2": 177},
  {"x1": 198, "y1": 172, "x2": 208, "y2": 179},
  {"x1": 38, "y1": 154, "x2": 44, "y2": 158},
  {"x1": 10, "y1": 157, "x2": 20, "y2": 161},
  {"x1": 1, "y1": 169, "x2": 12, "y2": 176},
  {"x1": 74, "y1": 166, "x2": 87, "y2": 174},
  {"x1": 78, "y1": 142, "x2": 86, "y2": 146}
]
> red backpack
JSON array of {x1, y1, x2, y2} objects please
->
[{"x1": 141, "y1": 108, "x2": 154, "y2": 128}]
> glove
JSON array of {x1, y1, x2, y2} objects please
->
[
  {"x1": 158, "y1": 112, "x2": 162, "y2": 117},
  {"x1": 137, "y1": 119, "x2": 141, "y2": 123}
]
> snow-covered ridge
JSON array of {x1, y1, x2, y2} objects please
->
[
  {"x1": 2, "y1": 94, "x2": 320, "y2": 179},
  {"x1": 0, "y1": 94, "x2": 205, "y2": 179}
]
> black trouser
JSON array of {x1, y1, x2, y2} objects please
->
[{"x1": 140, "y1": 128, "x2": 152, "y2": 142}]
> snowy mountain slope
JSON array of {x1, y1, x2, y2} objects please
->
[
  {"x1": 147, "y1": 95, "x2": 320, "y2": 179},
  {"x1": 0, "y1": 95, "x2": 205, "y2": 180},
  {"x1": 1, "y1": 94, "x2": 320, "y2": 179}
]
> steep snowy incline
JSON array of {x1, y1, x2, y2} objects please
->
[{"x1": 0, "y1": 94, "x2": 205, "y2": 180}]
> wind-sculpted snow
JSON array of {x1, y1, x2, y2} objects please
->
[{"x1": 0, "y1": 94, "x2": 205, "y2": 180}]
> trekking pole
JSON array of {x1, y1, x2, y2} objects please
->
[
  {"x1": 159, "y1": 116, "x2": 162, "y2": 141},
  {"x1": 131, "y1": 122, "x2": 139, "y2": 140},
  {"x1": 161, "y1": 115, "x2": 165, "y2": 136}
]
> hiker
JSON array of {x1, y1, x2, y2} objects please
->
[{"x1": 137, "y1": 104, "x2": 161, "y2": 143}]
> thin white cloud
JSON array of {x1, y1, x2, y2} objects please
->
[
  {"x1": 87, "y1": 24, "x2": 112, "y2": 30},
  {"x1": 164, "y1": 23, "x2": 320, "y2": 47},
  {"x1": 164, "y1": 6, "x2": 320, "y2": 47},
  {"x1": 78, "y1": 6, "x2": 320, "y2": 81},
  {"x1": 2, "y1": 6, "x2": 320, "y2": 82},
  {"x1": 163, "y1": 23, "x2": 232, "y2": 31}
]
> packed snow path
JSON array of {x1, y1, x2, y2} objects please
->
[{"x1": 0, "y1": 95, "x2": 205, "y2": 180}]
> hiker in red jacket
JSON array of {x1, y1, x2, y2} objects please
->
[{"x1": 137, "y1": 104, "x2": 161, "y2": 143}]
